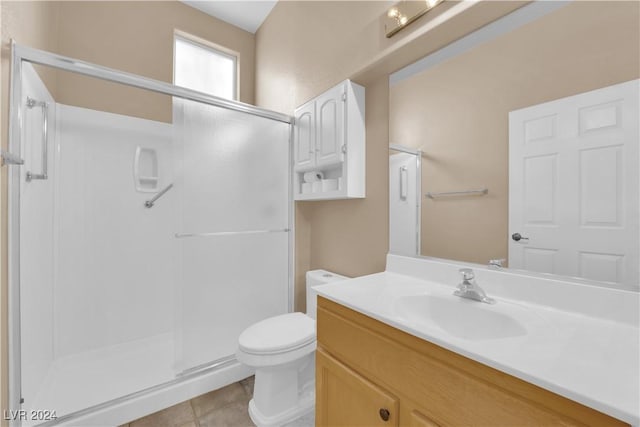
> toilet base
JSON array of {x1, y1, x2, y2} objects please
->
[
  {"x1": 248, "y1": 392, "x2": 314, "y2": 427},
  {"x1": 241, "y1": 349, "x2": 316, "y2": 427}
]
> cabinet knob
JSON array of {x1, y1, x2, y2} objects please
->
[{"x1": 379, "y1": 408, "x2": 390, "y2": 422}]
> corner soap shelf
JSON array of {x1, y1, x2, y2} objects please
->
[{"x1": 134, "y1": 147, "x2": 159, "y2": 192}]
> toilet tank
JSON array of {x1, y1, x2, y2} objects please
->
[{"x1": 306, "y1": 269, "x2": 348, "y2": 319}]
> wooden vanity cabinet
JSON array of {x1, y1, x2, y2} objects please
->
[
  {"x1": 316, "y1": 348, "x2": 399, "y2": 426},
  {"x1": 316, "y1": 296, "x2": 629, "y2": 427}
]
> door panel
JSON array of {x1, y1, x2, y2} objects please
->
[
  {"x1": 523, "y1": 154, "x2": 557, "y2": 225},
  {"x1": 579, "y1": 145, "x2": 621, "y2": 226},
  {"x1": 509, "y1": 80, "x2": 639, "y2": 287}
]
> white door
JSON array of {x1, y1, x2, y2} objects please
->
[
  {"x1": 389, "y1": 152, "x2": 420, "y2": 256},
  {"x1": 315, "y1": 83, "x2": 345, "y2": 167},
  {"x1": 294, "y1": 100, "x2": 315, "y2": 171},
  {"x1": 509, "y1": 79, "x2": 639, "y2": 288}
]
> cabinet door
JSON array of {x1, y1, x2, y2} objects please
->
[
  {"x1": 315, "y1": 84, "x2": 345, "y2": 167},
  {"x1": 316, "y1": 348, "x2": 399, "y2": 427},
  {"x1": 294, "y1": 101, "x2": 315, "y2": 171},
  {"x1": 409, "y1": 410, "x2": 441, "y2": 427}
]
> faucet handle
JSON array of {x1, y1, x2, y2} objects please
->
[{"x1": 459, "y1": 268, "x2": 475, "y2": 281}]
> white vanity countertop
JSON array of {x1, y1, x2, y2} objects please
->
[{"x1": 315, "y1": 265, "x2": 640, "y2": 425}]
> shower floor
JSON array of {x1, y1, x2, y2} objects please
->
[{"x1": 28, "y1": 333, "x2": 176, "y2": 422}]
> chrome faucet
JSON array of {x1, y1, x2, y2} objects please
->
[
  {"x1": 454, "y1": 268, "x2": 495, "y2": 304},
  {"x1": 488, "y1": 258, "x2": 505, "y2": 269}
]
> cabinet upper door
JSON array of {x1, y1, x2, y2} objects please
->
[
  {"x1": 294, "y1": 101, "x2": 315, "y2": 171},
  {"x1": 315, "y1": 84, "x2": 345, "y2": 168}
]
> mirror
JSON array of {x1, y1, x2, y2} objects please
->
[{"x1": 388, "y1": 1, "x2": 639, "y2": 290}]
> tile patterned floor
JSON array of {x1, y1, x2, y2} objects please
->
[{"x1": 121, "y1": 377, "x2": 256, "y2": 427}]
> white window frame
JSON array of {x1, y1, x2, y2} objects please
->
[{"x1": 173, "y1": 30, "x2": 239, "y2": 101}]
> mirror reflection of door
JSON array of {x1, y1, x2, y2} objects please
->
[
  {"x1": 389, "y1": 149, "x2": 421, "y2": 256},
  {"x1": 509, "y1": 80, "x2": 639, "y2": 286},
  {"x1": 388, "y1": 1, "x2": 639, "y2": 289}
]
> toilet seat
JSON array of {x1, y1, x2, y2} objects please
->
[
  {"x1": 236, "y1": 313, "x2": 316, "y2": 367},
  {"x1": 239, "y1": 312, "x2": 315, "y2": 355}
]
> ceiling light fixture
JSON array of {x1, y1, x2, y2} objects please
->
[{"x1": 384, "y1": 0, "x2": 445, "y2": 38}]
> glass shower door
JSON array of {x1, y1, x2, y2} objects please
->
[
  {"x1": 10, "y1": 45, "x2": 293, "y2": 424},
  {"x1": 173, "y1": 99, "x2": 291, "y2": 372}
]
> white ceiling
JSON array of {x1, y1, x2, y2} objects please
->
[{"x1": 180, "y1": 1, "x2": 278, "y2": 34}]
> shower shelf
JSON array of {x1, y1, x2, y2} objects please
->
[
  {"x1": 138, "y1": 176, "x2": 159, "y2": 183},
  {"x1": 134, "y1": 147, "x2": 159, "y2": 192}
]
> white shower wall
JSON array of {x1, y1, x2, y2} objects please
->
[{"x1": 53, "y1": 105, "x2": 176, "y2": 358}]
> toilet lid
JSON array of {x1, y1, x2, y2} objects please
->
[{"x1": 238, "y1": 313, "x2": 316, "y2": 355}]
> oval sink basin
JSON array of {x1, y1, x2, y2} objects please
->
[{"x1": 394, "y1": 294, "x2": 528, "y2": 340}]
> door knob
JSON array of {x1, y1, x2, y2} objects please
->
[
  {"x1": 511, "y1": 233, "x2": 529, "y2": 242},
  {"x1": 379, "y1": 408, "x2": 390, "y2": 422}
]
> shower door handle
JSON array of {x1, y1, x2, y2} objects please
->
[
  {"x1": 399, "y1": 166, "x2": 408, "y2": 200},
  {"x1": 26, "y1": 97, "x2": 49, "y2": 182}
]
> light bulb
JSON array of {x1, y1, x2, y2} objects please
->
[
  {"x1": 399, "y1": 15, "x2": 408, "y2": 25},
  {"x1": 387, "y1": 7, "x2": 399, "y2": 18}
]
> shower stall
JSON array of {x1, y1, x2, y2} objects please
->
[{"x1": 6, "y1": 43, "x2": 293, "y2": 426}]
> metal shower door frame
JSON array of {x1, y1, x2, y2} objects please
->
[
  {"x1": 389, "y1": 143, "x2": 422, "y2": 255},
  {"x1": 6, "y1": 41, "x2": 295, "y2": 423}
]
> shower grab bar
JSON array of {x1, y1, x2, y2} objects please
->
[
  {"x1": 144, "y1": 183, "x2": 173, "y2": 208},
  {"x1": 426, "y1": 188, "x2": 488, "y2": 199},
  {"x1": 25, "y1": 97, "x2": 48, "y2": 182},
  {"x1": 175, "y1": 228, "x2": 290, "y2": 239}
]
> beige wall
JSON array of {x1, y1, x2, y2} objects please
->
[
  {"x1": 0, "y1": 0, "x2": 254, "y2": 416},
  {"x1": 53, "y1": 1, "x2": 255, "y2": 122},
  {"x1": 256, "y1": 1, "x2": 402, "y2": 311},
  {"x1": 390, "y1": 1, "x2": 640, "y2": 265},
  {"x1": 255, "y1": 1, "x2": 527, "y2": 310},
  {"x1": 256, "y1": 1, "x2": 392, "y2": 310},
  {"x1": 254, "y1": 1, "x2": 525, "y2": 112},
  {"x1": 255, "y1": 1, "x2": 393, "y2": 112}
]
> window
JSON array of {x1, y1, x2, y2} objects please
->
[{"x1": 174, "y1": 34, "x2": 237, "y2": 100}]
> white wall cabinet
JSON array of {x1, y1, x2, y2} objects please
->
[
  {"x1": 294, "y1": 80, "x2": 365, "y2": 200},
  {"x1": 294, "y1": 101, "x2": 315, "y2": 170},
  {"x1": 314, "y1": 84, "x2": 345, "y2": 168}
]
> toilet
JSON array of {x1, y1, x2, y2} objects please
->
[{"x1": 236, "y1": 269, "x2": 347, "y2": 427}]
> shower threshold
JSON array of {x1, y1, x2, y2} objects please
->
[{"x1": 24, "y1": 334, "x2": 250, "y2": 426}]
